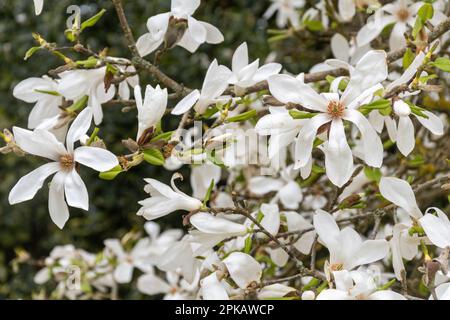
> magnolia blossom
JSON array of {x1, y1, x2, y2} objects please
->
[
  {"x1": 33, "y1": 0, "x2": 44, "y2": 15},
  {"x1": 104, "y1": 238, "x2": 153, "y2": 283},
  {"x1": 58, "y1": 67, "x2": 116, "y2": 125},
  {"x1": 264, "y1": 0, "x2": 305, "y2": 28},
  {"x1": 223, "y1": 252, "x2": 262, "y2": 289},
  {"x1": 134, "y1": 85, "x2": 168, "y2": 140},
  {"x1": 317, "y1": 269, "x2": 406, "y2": 300},
  {"x1": 419, "y1": 208, "x2": 450, "y2": 249},
  {"x1": 8, "y1": 108, "x2": 119, "y2": 229},
  {"x1": 172, "y1": 60, "x2": 231, "y2": 115},
  {"x1": 268, "y1": 50, "x2": 387, "y2": 186},
  {"x1": 13, "y1": 76, "x2": 62, "y2": 129},
  {"x1": 136, "y1": 0, "x2": 224, "y2": 57},
  {"x1": 229, "y1": 42, "x2": 281, "y2": 94},
  {"x1": 357, "y1": 0, "x2": 422, "y2": 51},
  {"x1": 137, "y1": 173, "x2": 203, "y2": 220},
  {"x1": 313, "y1": 210, "x2": 389, "y2": 272}
]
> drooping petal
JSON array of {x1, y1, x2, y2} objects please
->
[
  {"x1": 223, "y1": 252, "x2": 262, "y2": 289},
  {"x1": 48, "y1": 172, "x2": 70, "y2": 229},
  {"x1": 33, "y1": 0, "x2": 44, "y2": 15},
  {"x1": 379, "y1": 177, "x2": 422, "y2": 219},
  {"x1": 64, "y1": 169, "x2": 89, "y2": 211},
  {"x1": 74, "y1": 146, "x2": 119, "y2": 172},
  {"x1": 171, "y1": 90, "x2": 201, "y2": 115},
  {"x1": 414, "y1": 111, "x2": 444, "y2": 136},
  {"x1": 343, "y1": 109, "x2": 383, "y2": 168},
  {"x1": 313, "y1": 209, "x2": 341, "y2": 254},
  {"x1": 9, "y1": 162, "x2": 60, "y2": 205},
  {"x1": 187, "y1": 16, "x2": 207, "y2": 44},
  {"x1": 396, "y1": 116, "x2": 415, "y2": 156},
  {"x1": 190, "y1": 212, "x2": 247, "y2": 236}
]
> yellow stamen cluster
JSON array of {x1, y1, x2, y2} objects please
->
[
  {"x1": 327, "y1": 101, "x2": 345, "y2": 119},
  {"x1": 59, "y1": 154, "x2": 75, "y2": 171}
]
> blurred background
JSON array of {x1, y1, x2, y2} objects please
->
[{"x1": 0, "y1": 0, "x2": 333, "y2": 299}]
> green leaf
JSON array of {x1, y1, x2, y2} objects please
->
[
  {"x1": 417, "y1": 3, "x2": 434, "y2": 21},
  {"x1": 80, "y1": 9, "x2": 107, "y2": 31},
  {"x1": 304, "y1": 19, "x2": 323, "y2": 32},
  {"x1": 150, "y1": 131, "x2": 173, "y2": 142},
  {"x1": 379, "y1": 105, "x2": 392, "y2": 116},
  {"x1": 312, "y1": 164, "x2": 325, "y2": 174},
  {"x1": 143, "y1": 148, "x2": 165, "y2": 166},
  {"x1": 361, "y1": 99, "x2": 392, "y2": 110},
  {"x1": 226, "y1": 109, "x2": 257, "y2": 123},
  {"x1": 24, "y1": 46, "x2": 41, "y2": 61},
  {"x1": 431, "y1": 57, "x2": 450, "y2": 72},
  {"x1": 364, "y1": 167, "x2": 382, "y2": 182},
  {"x1": 202, "y1": 179, "x2": 215, "y2": 206},
  {"x1": 34, "y1": 89, "x2": 61, "y2": 96},
  {"x1": 244, "y1": 236, "x2": 252, "y2": 254},
  {"x1": 64, "y1": 29, "x2": 77, "y2": 42},
  {"x1": 202, "y1": 105, "x2": 219, "y2": 119},
  {"x1": 76, "y1": 56, "x2": 99, "y2": 68},
  {"x1": 402, "y1": 48, "x2": 415, "y2": 70},
  {"x1": 66, "y1": 95, "x2": 89, "y2": 113},
  {"x1": 206, "y1": 149, "x2": 227, "y2": 169},
  {"x1": 99, "y1": 165, "x2": 123, "y2": 180},
  {"x1": 289, "y1": 109, "x2": 319, "y2": 119}
]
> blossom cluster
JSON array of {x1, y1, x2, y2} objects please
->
[{"x1": 6, "y1": 0, "x2": 450, "y2": 300}]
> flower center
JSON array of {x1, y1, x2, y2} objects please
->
[
  {"x1": 327, "y1": 101, "x2": 345, "y2": 119},
  {"x1": 396, "y1": 8, "x2": 410, "y2": 22},
  {"x1": 59, "y1": 154, "x2": 75, "y2": 171}
]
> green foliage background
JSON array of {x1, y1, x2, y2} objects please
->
[{"x1": 0, "y1": 0, "x2": 308, "y2": 299}]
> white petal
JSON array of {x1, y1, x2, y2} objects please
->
[
  {"x1": 258, "y1": 284, "x2": 296, "y2": 299},
  {"x1": 414, "y1": 111, "x2": 444, "y2": 136},
  {"x1": 64, "y1": 170, "x2": 89, "y2": 211},
  {"x1": 187, "y1": 16, "x2": 207, "y2": 44},
  {"x1": 396, "y1": 116, "x2": 415, "y2": 156},
  {"x1": 278, "y1": 181, "x2": 303, "y2": 210},
  {"x1": 74, "y1": 146, "x2": 118, "y2": 172},
  {"x1": 253, "y1": 63, "x2": 282, "y2": 82},
  {"x1": 171, "y1": 90, "x2": 200, "y2": 115},
  {"x1": 313, "y1": 209, "x2": 341, "y2": 254},
  {"x1": 379, "y1": 177, "x2": 422, "y2": 219},
  {"x1": 343, "y1": 109, "x2": 383, "y2": 168},
  {"x1": 13, "y1": 77, "x2": 55, "y2": 103},
  {"x1": 347, "y1": 239, "x2": 389, "y2": 270},
  {"x1": 34, "y1": 0, "x2": 44, "y2": 15},
  {"x1": 322, "y1": 120, "x2": 354, "y2": 187},
  {"x1": 331, "y1": 33, "x2": 350, "y2": 62},
  {"x1": 223, "y1": 252, "x2": 262, "y2": 289},
  {"x1": 9, "y1": 162, "x2": 60, "y2": 205},
  {"x1": 48, "y1": 172, "x2": 70, "y2": 229},
  {"x1": 137, "y1": 274, "x2": 171, "y2": 295},
  {"x1": 66, "y1": 107, "x2": 93, "y2": 153},
  {"x1": 13, "y1": 127, "x2": 66, "y2": 161},
  {"x1": 201, "y1": 22, "x2": 224, "y2": 44},
  {"x1": 369, "y1": 290, "x2": 407, "y2": 300},
  {"x1": 260, "y1": 203, "x2": 280, "y2": 236},
  {"x1": 136, "y1": 33, "x2": 164, "y2": 57},
  {"x1": 338, "y1": 0, "x2": 356, "y2": 21},
  {"x1": 190, "y1": 212, "x2": 247, "y2": 235},
  {"x1": 316, "y1": 289, "x2": 352, "y2": 300},
  {"x1": 114, "y1": 262, "x2": 134, "y2": 283},
  {"x1": 419, "y1": 212, "x2": 450, "y2": 249},
  {"x1": 248, "y1": 176, "x2": 284, "y2": 195},
  {"x1": 267, "y1": 74, "x2": 304, "y2": 105},
  {"x1": 386, "y1": 52, "x2": 426, "y2": 92},
  {"x1": 171, "y1": 0, "x2": 200, "y2": 17},
  {"x1": 232, "y1": 42, "x2": 249, "y2": 73},
  {"x1": 201, "y1": 272, "x2": 229, "y2": 300},
  {"x1": 389, "y1": 22, "x2": 407, "y2": 51}
]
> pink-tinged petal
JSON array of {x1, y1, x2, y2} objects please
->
[
  {"x1": 396, "y1": 116, "x2": 415, "y2": 156},
  {"x1": 66, "y1": 107, "x2": 93, "y2": 153},
  {"x1": 343, "y1": 109, "x2": 383, "y2": 168},
  {"x1": 74, "y1": 146, "x2": 118, "y2": 172},
  {"x1": 294, "y1": 114, "x2": 330, "y2": 168},
  {"x1": 171, "y1": 90, "x2": 200, "y2": 115},
  {"x1": 322, "y1": 120, "x2": 354, "y2": 187},
  {"x1": 232, "y1": 42, "x2": 249, "y2": 73},
  {"x1": 9, "y1": 162, "x2": 60, "y2": 205},
  {"x1": 48, "y1": 172, "x2": 70, "y2": 229},
  {"x1": 64, "y1": 169, "x2": 89, "y2": 211},
  {"x1": 379, "y1": 177, "x2": 422, "y2": 219},
  {"x1": 13, "y1": 127, "x2": 66, "y2": 161}
]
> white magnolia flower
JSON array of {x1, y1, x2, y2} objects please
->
[
  {"x1": 264, "y1": 0, "x2": 305, "y2": 28},
  {"x1": 223, "y1": 252, "x2": 262, "y2": 289},
  {"x1": 13, "y1": 76, "x2": 62, "y2": 129},
  {"x1": 371, "y1": 52, "x2": 444, "y2": 156},
  {"x1": 134, "y1": 84, "x2": 168, "y2": 140},
  {"x1": 249, "y1": 165, "x2": 303, "y2": 210},
  {"x1": 172, "y1": 59, "x2": 232, "y2": 115},
  {"x1": 268, "y1": 50, "x2": 387, "y2": 186},
  {"x1": 229, "y1": 42, "x2": 281, "y2": 94},
  {"x1": 317, "y1": 270, "x2": 406, "y2": 300},
  {"x1": 313, "y1": 210, "x2": 389, "y2": 272},
  {"x1": 357, "y1": 0, "x2": 422, "y2": 51},
  {"x1": 419, "y1": 208, "x2": 450, "y2": 249},
  {"x1": 58, "y1": 67, "x2": 116, "y2": 125},
  {"x1": 8, "y1": 108, "x2": 119, "y2": 229},
  {"x1": 34, "y1": 0, "x2": 44, "y2": 15},
  {"x1": 200, "y1": 272, "x2": 229, "y2": 300},
  {"x1": 104, "y1": 238, "x2": 153, "y2": 283},
  {"x1": 137, "y1": 173, "x2": 203, "y2": 221},
  {"x1": 136, "y1": 0, "x2": 224, "y2": 57}
]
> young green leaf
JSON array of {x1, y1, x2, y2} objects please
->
[{"x1": 143, "y1": 149, "x2": 165, "y2": 166}]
